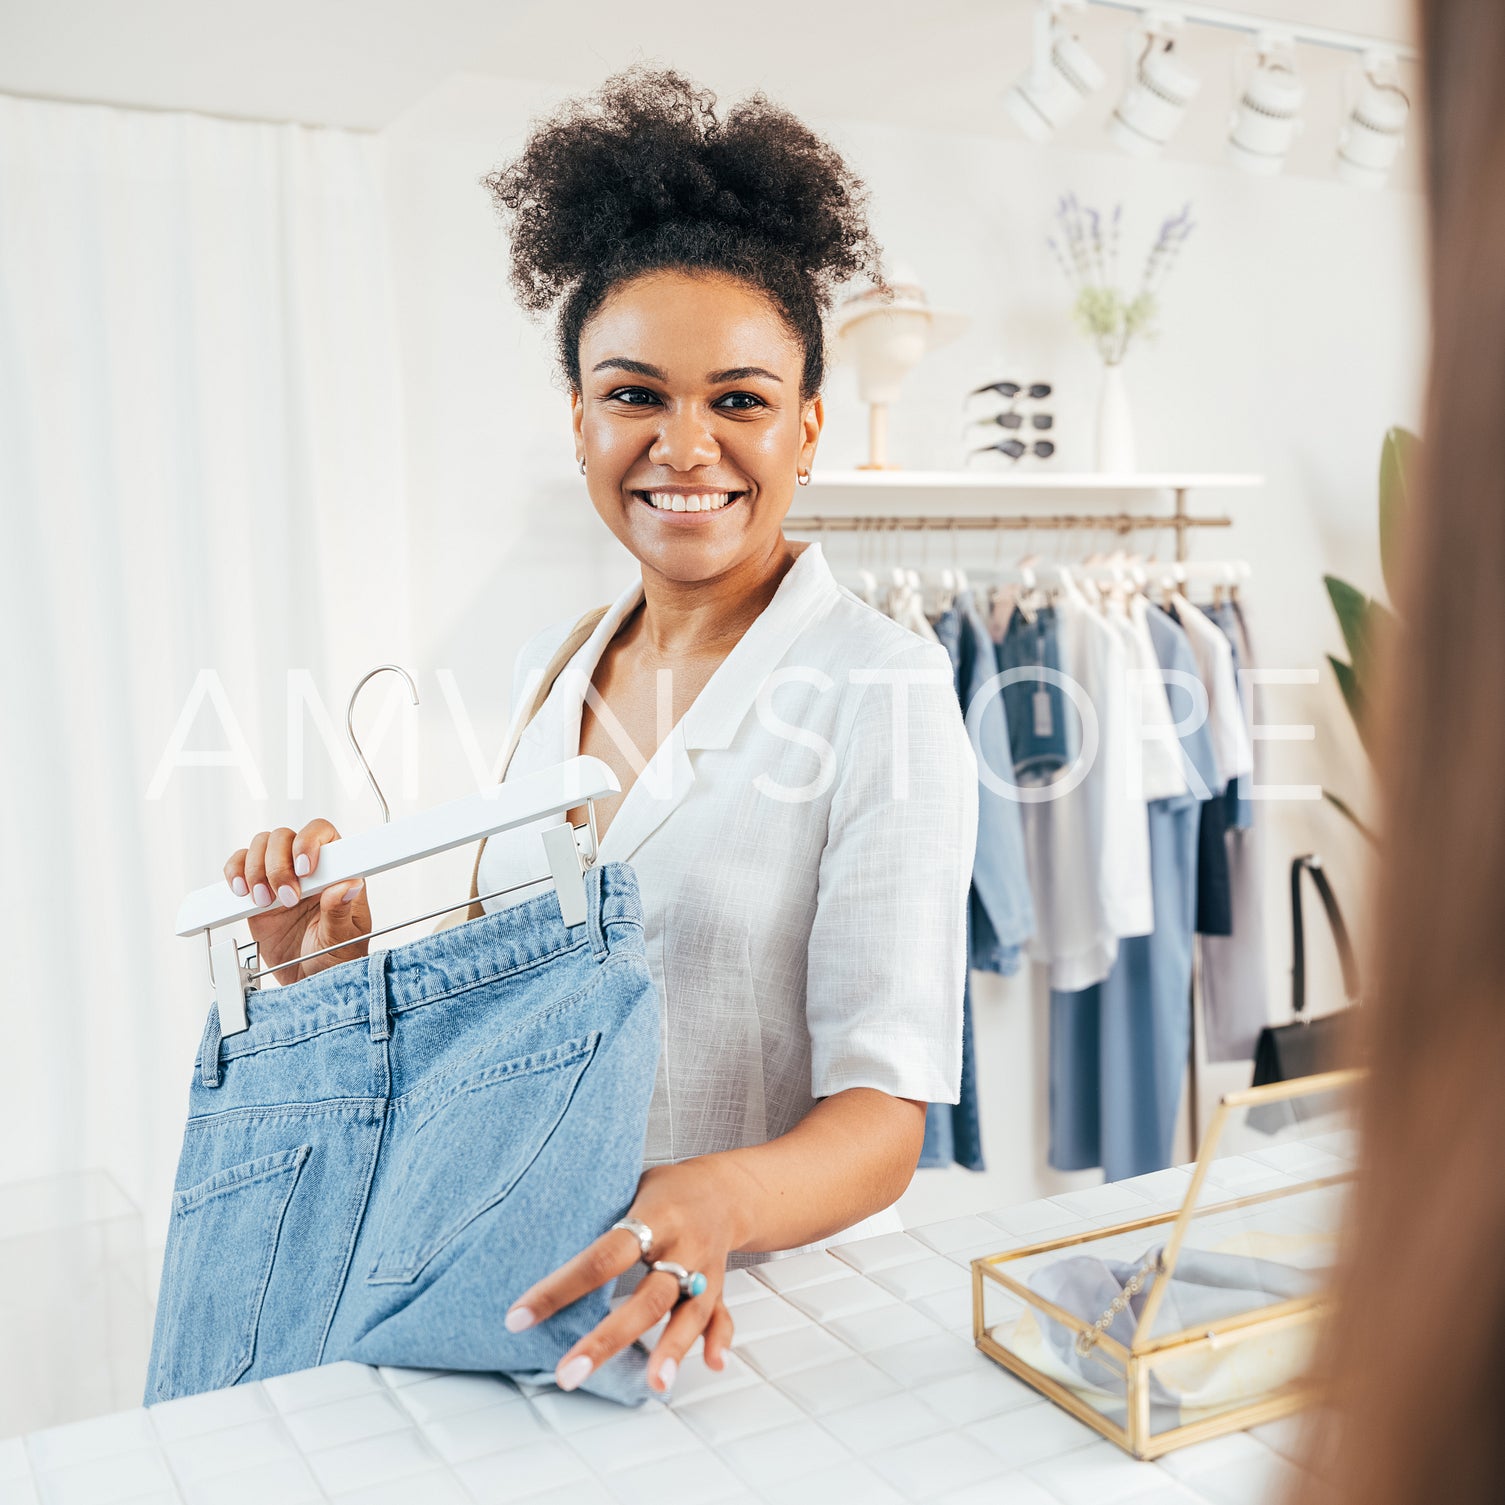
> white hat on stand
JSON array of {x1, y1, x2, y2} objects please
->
[
  {"x1": 829, "y1": 260, "x2": 968, "y2": 349},
  {"x1": 830, "y1": 261, "x2": 968, "y2": 469}
]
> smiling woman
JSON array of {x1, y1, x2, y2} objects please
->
[
  {"x1": 462, "y1": 64, "x2": 982, "y2": 1400},
  {"x1": 218, "y1": 64, "x2": 978, "y2": 1407}
]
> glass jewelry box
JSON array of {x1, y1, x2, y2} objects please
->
[{"x1": 971, "y1": 1070, "x2": 1360, "y2": 1459}]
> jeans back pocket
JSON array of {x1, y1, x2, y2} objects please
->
[
  {"x1": 367, "y1": 1033, "x2": 599, "y2": 1285},
  {"x1": 151, "y1": 1144, "x2": 311, "y2": 1400}
]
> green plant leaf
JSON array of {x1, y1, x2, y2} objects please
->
[
  {"x1": 1325, "y1": 576, "x2": 1374, "y2": 679},
  {"x1": 1379, "y1": 425, "x2": 1420, "y2": 604},
  {"x1": 1324, "y1": 790, "x2": 1378, "y2": 846},
  {"x1": 1328, "y1": 653, "x2": 1371, "y2": 754}
]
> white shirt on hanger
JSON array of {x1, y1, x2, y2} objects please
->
[
  {"x1": 476, "y1": 541, "x2": 978, "y2": 1260},
  {"x1": 1172, "y1": 592, "x2": 1253, "y2": 789},
  {"x1": 1118, "y1": 592, "x2": 1191, "y2": 803},
  {"x1": 1021, "y1": 588, "x2": 1153, "y2": 993}
]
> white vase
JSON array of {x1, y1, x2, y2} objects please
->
[{"x1": 1094, "y1": 360, "x2": 1137, "y2": 474}]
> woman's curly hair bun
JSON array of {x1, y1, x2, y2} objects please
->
[{"x1": 483, "y1": 64, "x2": 888, "y2": 401}]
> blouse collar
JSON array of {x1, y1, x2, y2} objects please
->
[{"x1": 517, "y1": 540, "x2": 841, "y2": 863}]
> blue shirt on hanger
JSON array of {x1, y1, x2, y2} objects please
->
[{"x1": 960, "y1": 590, "x2": 1034, "y2": 971}]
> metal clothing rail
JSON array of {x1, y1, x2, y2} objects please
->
[
  {"x1": 783, "y1": 509, "x2": 1233, "y2": 563},
  {"x1": 786, "y1": 500, "x2": 1241, "y2": 1160}
]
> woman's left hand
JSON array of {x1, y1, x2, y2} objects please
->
[{"x1": 504, "y1": 1155, "x2": 745, "y2": 1396}]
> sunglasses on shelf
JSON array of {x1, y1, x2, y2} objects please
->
[
  {"x1": 972, "y1": 411, "x2": 1054, "y2": 431},
  {"x1": 970, "y1": 381, "x2": 1053, "y2": 401},
  {"x1": 971, "y1": 438, "x2": 1057, "y2": 462}
]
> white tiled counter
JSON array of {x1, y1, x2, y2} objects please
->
[{"x1": 3, "y1": 1144, "x2": 1349, "y2": 1505}]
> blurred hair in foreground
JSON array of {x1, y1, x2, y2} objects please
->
[{"x1": 1289, "y1": 2, "x2": 1505, "y2": 1502}]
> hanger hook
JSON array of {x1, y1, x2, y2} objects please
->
[{"x1": 346, "y1": 664, "x2": 419, "y2": 824}]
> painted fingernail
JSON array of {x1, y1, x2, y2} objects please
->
[
  {"x1": 294, "y1": 853, "x2": 310, "y2": 877},
  {"x1": 556, "y1": 1355, "x2": 593, "y2": 1392},
  {"x1": 230, "y1": 876, "x2": 249, "y2": 897},
  {"x1": 656, "y1": 1358, "x2": 677, "y2": 1393},
  {"x1": 341, "y1": 879, "x2": 365, "y2": 905},
  {"x1": 253, "y1": 883, "x2": 273, "y2": 908},
  {"x1": 504, "y1": 1306, "x2": 535, "y2": 1333},
  {"x1": 278, "y1": 884, "x2": 300, "y2": 909}
]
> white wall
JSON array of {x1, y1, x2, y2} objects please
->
[{"x1": 381, "y1": 73, "x2": 1428, "y2": 1222}]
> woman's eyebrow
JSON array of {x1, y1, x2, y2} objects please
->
[
  {"x1": 709, "y1": 365, "x2": 783, "y2": 384},
  {"x1": 592, "y1": 357, "x2": 783, "y2": 384}
]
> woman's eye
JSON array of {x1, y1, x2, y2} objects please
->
[{"x1": 604, "y1": 387, "x2": 764, "y2": 410}]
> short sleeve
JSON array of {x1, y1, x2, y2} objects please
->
[{"x1": 806, "y1": 639, "x2": 979, "y2": 1104}]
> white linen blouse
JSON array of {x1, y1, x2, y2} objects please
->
[{"x1": 476, "y1": 541, "x2": 977, "y2": 1255}]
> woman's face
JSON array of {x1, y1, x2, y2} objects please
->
[{"x1": 571, "y1": 270, "x2": 823, "y2": 584}]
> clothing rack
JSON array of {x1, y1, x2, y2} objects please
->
[
  {"x1": 784, "y1": 501, "x2": 1232, "y2": 565},
  {"x1": 786, "y1": 503, "x2": 1242, "y2": 1160}
]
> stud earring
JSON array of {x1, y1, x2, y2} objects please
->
[{"x1": 797, "y1": 468, "x2": 811, "y2": 486}]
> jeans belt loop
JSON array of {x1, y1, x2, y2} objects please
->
[
  {"x1": 367, "y1": 948, "x2": 391, "y2": 1042},
  {"x1": 585, "y1": 863, "x2": 609, "y2": 962}
]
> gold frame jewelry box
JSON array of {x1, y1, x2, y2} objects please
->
[{"x1": 970, "y1": 1070, "x2": 1360, "y2": 1460}]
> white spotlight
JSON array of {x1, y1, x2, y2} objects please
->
[
  {"x1": 1227, "y1": 34, "x2": 1305, "y2": 175},
  {"x1": 1335, "y1": 50, "x2": 1410, "y2": 188},
  {"x1": 1004, "y1": 1, "x2": 1106, "y2": 144},
  {"x1": 1108, "y1": 11, "x2": 1202, "y2": 158}
]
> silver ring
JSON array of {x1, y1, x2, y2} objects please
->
[
  {"x1": 648, "y1": 1260, "x2": 709, "y2": 1301},
  {"x1": 610, "y1": 1217, "x2": 654, "y2": 1262}
]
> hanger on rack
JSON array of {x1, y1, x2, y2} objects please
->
[
  {"x1": 913, "y1": 526, "x2": 960, "y2": 622},
  {"x1": 1144, "y1": 557, "x2": 1252, "y2": 611},
  {"x1": 1183, "y1": 558, "x2": 1252, "y2": 605},
  {"x1": 786, "y1": 512, "x2": 1247, "y2": 640},
  {"x1": 175, "y1": 663, "x2": 622, "y2": 1039}
]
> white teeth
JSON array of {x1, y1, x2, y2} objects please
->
[{"x1": 643, "y1": 491, "x2": 737, "y2": 512}]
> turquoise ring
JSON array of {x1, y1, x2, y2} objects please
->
[{"x1": 648, "y1": 1260, "x2": 708, "y2": 1300}]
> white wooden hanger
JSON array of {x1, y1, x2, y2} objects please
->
[
  {"x1": 177, "y1": 664, "x2": 621, "y2": 1039},
  {"x1": 1143, "y1": 558, "x2": 1251, "y2": 613}
]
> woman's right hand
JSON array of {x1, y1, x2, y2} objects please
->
[{"x1": 224, "y1": 820, "x2": 371, "y2": 984}]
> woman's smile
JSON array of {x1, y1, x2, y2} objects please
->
[{"x1": 632, "y1": 487, "x2": 748, "y2": 518}]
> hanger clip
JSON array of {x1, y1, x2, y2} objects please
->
[
  {"x1": 210, "y1": 936, "x2": 255, "y2": 1038},
  {"x1": 541, "y1": 822, "x2": 590, "y2": 928}
]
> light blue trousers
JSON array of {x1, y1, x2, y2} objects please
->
[{"x1": 147, "y1": 861, "x2": 660, "y2": 1407}]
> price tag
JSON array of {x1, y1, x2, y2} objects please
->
[{"x1": 1033, "y1": 688, "x2": 1054, "y2": 740}]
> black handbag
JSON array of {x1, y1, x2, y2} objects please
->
[{"x1": 1248, "y1": 854, "x2": 1359, "y2": 1127}]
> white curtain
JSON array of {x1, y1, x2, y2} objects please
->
[{"x1": 0, "y1": 94, "x2": 413, "y2": 1252}]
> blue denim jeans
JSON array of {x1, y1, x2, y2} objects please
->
[{"x1": 145, "y1": 861, "x2": 660, "y2": 1407}]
